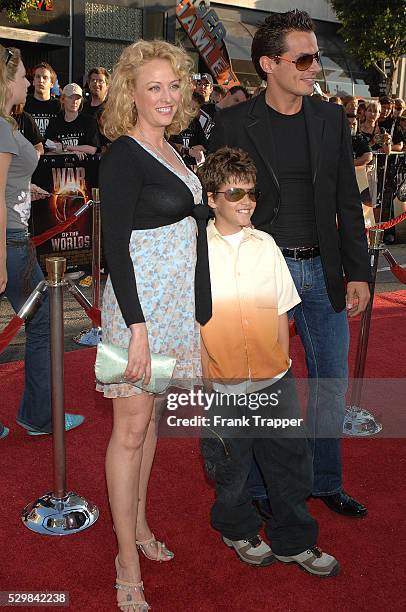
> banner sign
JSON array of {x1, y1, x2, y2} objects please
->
[
  {"x1": 176, "y1": 0, "x2": 239, "y2": 87},
  {"x1": 31, "y1": 154, "x2": 99, "y2": 271}
]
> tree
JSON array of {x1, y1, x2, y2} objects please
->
[
  {"x1": 0, "y1": 1, "x2": 38, "y2": 24},
  {"x1": 330, "y1": 0, "x2": 406, "y2": 95}
]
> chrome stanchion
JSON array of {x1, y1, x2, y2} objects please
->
[
  {"x1": 21, "y1": 257, "x2": 99, "y2": 535},
  {"x1": 74, "y1": 188, "x2": 102, "y2": 346},
  {"x1": 343, "y1": 228, "x2": 383, "y2": 436}
]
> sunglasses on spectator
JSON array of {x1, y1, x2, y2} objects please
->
[
  {"x1": 273, "y1": 51, "x2": 321, "y2": 71},
  {"x1": 4, "y1": 48, "x2": 13, "y2": 65},
  {"x1": 214, "y1": 188, "x2": 260, "y2": 202}
]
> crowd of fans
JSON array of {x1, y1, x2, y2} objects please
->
[
  {"x1": 18, "y1": 57, "x2": 405, "y2": 173},
  {"x1": 3, "y1": 50, "x2": 406, "y2": 243}
]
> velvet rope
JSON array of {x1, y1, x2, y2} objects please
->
[
  {"x1": 389, "y1": 264, "x2": 406, "y2": 286},
  {"x1": 0, "y1": 316, "x2": 24, "y2": 355},
  {"x1": 368, "y1": 210, "x2": 406, "y2": 232}
]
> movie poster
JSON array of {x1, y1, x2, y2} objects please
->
[{"x1": 31, "y1": 154, "x2": 99, "y2": 271}]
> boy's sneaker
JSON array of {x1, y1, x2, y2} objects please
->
[
  {"x1": 274, "y1": 545, "x2": 340, "y2": 577},
  {"x1": 222, "y1": 535, "x2": 276, "y2": 567}
]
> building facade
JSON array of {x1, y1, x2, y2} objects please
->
[
  {"x1": 1, "y1": 0, "x2": 404, "y2": 98},
  {"x1": 0, "y1": 0, "x2": 176, "y2": 86}
]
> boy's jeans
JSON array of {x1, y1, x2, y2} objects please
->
[
  {"x1": 201, "y1": 371, "x2": 318, "y2": 556},
  {"x1": 247, "y1": 256, "x2": 349, "y2": 498},
  {"x1": 2, "y1": 229, "x2": 52, "y2": 433}
]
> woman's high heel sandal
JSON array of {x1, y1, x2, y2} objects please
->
[
  {"x1": 136, "y1": 533, "x2": 174, "y2": 562},
  {"x1": 115, "y1": 578, "x2": 151, "y2": 611}
]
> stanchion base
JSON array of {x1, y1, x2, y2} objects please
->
[
  {"x1": 343, "y1": 406, "x2": 383, "y2": 436},
  {"x1": 21, "y1": 491, "x2": 99, "y2": 535},
  {"x1": 73, "y1": 327, "x2": 102, "y2": 346}
]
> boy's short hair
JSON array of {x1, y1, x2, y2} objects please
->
[{"x1": 198, "y1": 147, "x2": 257, "y2": 194}]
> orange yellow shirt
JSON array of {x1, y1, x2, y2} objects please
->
[{"x1": 201, "y1": 220, "x2": 301, "y2": 383}]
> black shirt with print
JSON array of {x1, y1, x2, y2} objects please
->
[
  {"x1": 24, "y1": 96, "x2": 60, "y2": 139},
  {"x1": 14, "y1": 111, "x2": 42, "y2": 146},
  {"x1": 44, "y1": 112, "x2": 99, "y2": 148}
]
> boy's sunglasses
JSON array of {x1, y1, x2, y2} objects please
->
[
  {"x1": 273, "y1": 51, "x2": 321, "y2": 71},
  {"x1": 214, "y1": 188, "x2": 259, "y2": 203},
  {"x1": 4, "y1": 48, "x2": 13, "y2": 65}
]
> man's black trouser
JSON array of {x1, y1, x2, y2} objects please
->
[{"x1": 201, "y1": 370, "x2": 318, "y2": 556}]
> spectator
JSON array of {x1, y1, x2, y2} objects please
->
[
  {"x1": 393, "y1": 98, "x2": 405, "y2": 119},
  {"x1": 328, "y1": 96, "x2": 342, "y2": 105},
  {"x1": 377, "y1": 96, "x2": 403, "y2": 152},
  {"x1": 378, "y1": 95, "x2": 395, "y2": 131},
  {"x1": 217, "y1": 85, "x2": 250, "y2": 109},
  {"x1": 357, "y1": 100, "x2": 367, "y2": 126},
  {"x1": 347, "y1": 114, "x2": 372, "y2": 167},
  {"x1": 342, "y1": 95, "x2": 358, "y2": 115},
  {"x1": 44, "y1": 83, "x2": 98, "y2": 158},
  {"x1": 195, "y1": 73, "x2": 213, "y2": 102},
  {"x1": 210, "y1": 84, "x2": 226, "y2": 104},
  {"x1": 198, "y1": 85, "x2": 250, "y2": 142},
  {"x1": 83, "y1": 67, "x2": 111, "y2": 150},
  {"x1": 360, "y1": 101, "x2": 391, "y2": 154},
  {"x1": 170, "y1": 91, "x2": 208, "y2": 168},
  {"x1": 0, "y1": 45, "x2": 84, "y2": 439},
  {"x1": 399, "y1": 110, "x2": 406, "y2": 144},
  {"x1": 12, "y1": 105, "x2": 44, "y2": 156},
  {"x1": 24, "y1": 62, "x2": 60, "y2": 138},
  {"x1": 83, "y1": 67, "x2": 110, "y2": 117}
]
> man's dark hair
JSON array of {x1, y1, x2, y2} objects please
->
[
  {"x1": 87, "y1": 66, "x2": 110, "y2": 84},
  {"x1": 378, "y1": 96, "x2": 393, "y2": 107},
  {"x1": 197, "y1": 147, "x2": 257, "y2": 195},
  {"x1": 229, "y1": 85, "x2": 250, "y2": 100},
  {"x1": 251, "y1": 9, "x2": 315, "y2": 81}
]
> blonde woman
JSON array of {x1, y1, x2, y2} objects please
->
[
  {"x1": 98, "y1": 40, "x2": 211, "y2": 610},
  {"x1": 44, "y1": 83, "x2": 98, "y2": 158},
  {"x1": 360, "y1": 101, "x2": 391, "y2": 154},
  {"x1": 0, "y1": 45, "x2": 84, "y2": 438}
]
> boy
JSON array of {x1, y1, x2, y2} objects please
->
[{"x1": 198, "y1": 147, "x2": 339, "y2": 577}]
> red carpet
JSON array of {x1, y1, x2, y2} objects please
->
[{"x1": 0, "y1": 291, "x2": 405, "y2": 611}]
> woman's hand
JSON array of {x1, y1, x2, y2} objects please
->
[
  {"x1": 30, "y1": 184, "x2": 50, "y2": 201},
  {"x1": 124, "y1": 322, "x2": 151, "y2": 385}
]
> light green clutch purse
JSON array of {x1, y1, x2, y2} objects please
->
[{"x1": 95, "y1": 342, "x2": 176, "y2": 394}]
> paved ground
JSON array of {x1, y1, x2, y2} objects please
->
[{"x1": 1, "y1": 243, "x2": 406, "y2": 364}]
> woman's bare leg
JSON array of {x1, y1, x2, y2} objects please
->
[
  {"x1": 106, "y1": 391, "x2": 154, "y2": 608},
  {"x1": 135, "y1": 396, "x2": 173, "y2": 559}
]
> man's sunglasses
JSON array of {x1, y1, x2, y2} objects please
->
[
  {"x1": 4, "y1": 48, "x2": 13, "y2": 66},
  {"x1": 214, "y1": 188, "x2": 259, "y2": 203},
  {"x1": 273, "y1": 51, "x2": 321, "y2": 71}
]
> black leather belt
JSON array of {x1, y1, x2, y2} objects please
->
[{"x1": 281, "y1": 246, "x2": 320, "y2": 260}]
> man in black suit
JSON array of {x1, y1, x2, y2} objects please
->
[{"x1": 209, "y1": 9, "x2": 371, "y2": 517}]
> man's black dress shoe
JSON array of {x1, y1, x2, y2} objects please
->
[
  {"x1": 317, "y1": 491, "x2": 367, "y2": 517},
  {"x1": 252, "y1": 498, "x2": 273, "y2": 522}
]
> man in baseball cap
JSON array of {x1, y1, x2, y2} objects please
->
[{"x1": 196, "y1": 73, "x2": 214, "y2": 102}]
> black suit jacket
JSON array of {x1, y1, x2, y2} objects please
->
[{"x1": 209, "y1": 92, "x2": 371, "y2": 312}]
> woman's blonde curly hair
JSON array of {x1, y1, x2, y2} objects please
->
[{"x1": 101, "y1": 39, "x2": 196, "y2": 141}]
